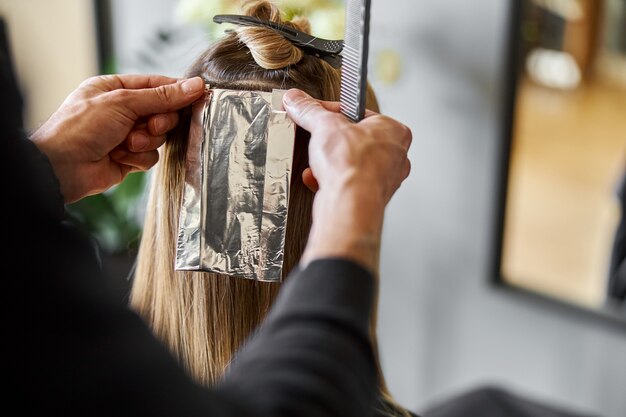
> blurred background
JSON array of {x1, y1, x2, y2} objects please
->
[
  {"x1": 0, "y1": 0, "x2": 624, "y2": 416},
  {"x1": 501, "y1": 0, "x2": 626, "y2": 314}
]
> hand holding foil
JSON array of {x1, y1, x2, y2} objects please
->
[
  {"x1": 30, "y1": 75, "x2": 205, "y2": 202},
  {"x1": 282, "y1": 89, "x2": 413, "y2": 274}
]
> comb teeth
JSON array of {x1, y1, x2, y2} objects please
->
[{"x1": 340, "y1": 0, "x2": 371, "y2": 123}]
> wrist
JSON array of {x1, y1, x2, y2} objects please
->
[
  {"x1": 302, "y1": 179, "x2": 386, "y2": 274},
  {"x1": 30, "y1": 132, "x2": 74, "y2": 202},
  {"x1": 31, "y1": 127, "x2": 63, "y2": 167}
]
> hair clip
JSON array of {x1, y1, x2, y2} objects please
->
[{"x1": 213, "y1": 14, "x2": 343, "y2": 68}]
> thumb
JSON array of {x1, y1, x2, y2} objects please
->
[
  {"x1": 283, "y1": 89, "x2": 341, "y2": 132},
  {"x1": 122, "y1": 77, "x2": 205, "y2": 117}
]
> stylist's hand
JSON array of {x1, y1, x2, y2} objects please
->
[
  {"x1": 31, "y1": 74, "x2": 205, "y2": 202},
  {"x1": 283, "y1": 89, "x2": 412, "y2": 273}
]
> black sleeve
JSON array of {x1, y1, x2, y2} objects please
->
[
  {"x1": 217, "y1": 260, "x2": 377, "y2": 417},
  {"x1": 3, "y1": 115, "x2": 377, "y2": 416}
]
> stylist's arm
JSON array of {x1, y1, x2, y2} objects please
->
[
  {"x1": 217, "y1": 89, "x2": 412, "y2": 417},
  {"x1": 30, "y1": 74, "x2": 205, "y2": 203},
  {"x1": 283, "y1": 89, "x2": 412, "y2": 273}
]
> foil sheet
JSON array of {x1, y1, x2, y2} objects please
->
[{"x1": 175, "y1": 88, "x2": 295, "y2": 282}]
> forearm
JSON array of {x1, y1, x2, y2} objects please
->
[
  {"x1": 303, "y1": 178, "x2": 386, "y2": 274},
  {"x1": 209, "y1": 175, "x2": 385, "y2": 416}
]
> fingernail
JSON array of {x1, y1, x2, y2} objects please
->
[
  {"x1": 154, "y1": 115, "x2": 168, "y2": 134},
  {"x1": 132, "y1": 132, "x2": 150, "y2": 151},
  {"x1": 181, "y1": 77, "x2": 204, "y2": 95},
  {"x1": 283, "y1": 89, "x2": 308, "y2": 108}
]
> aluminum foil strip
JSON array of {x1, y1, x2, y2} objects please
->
[{"x1": 175, "y1": 88, "x2": 295, "y2": 282}]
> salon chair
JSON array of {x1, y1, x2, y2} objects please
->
[{"x1": 422, "y1": 386, "x2": 600, "y2": 417}]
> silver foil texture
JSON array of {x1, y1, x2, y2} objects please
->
[{"x1": 175, "y1": 88, "x2": 295, "y2": 282}]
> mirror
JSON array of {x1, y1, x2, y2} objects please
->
[{"x1": 497, "y1": 0, "x2": 626, "y2": 320}]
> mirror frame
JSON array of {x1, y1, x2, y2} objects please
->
[{"x1": 491, "y1": 0, "x2": 626, "y2": 329}]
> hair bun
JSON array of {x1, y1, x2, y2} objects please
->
[{"x1": 234, "y1": 0, "x2": 311, "y2": 69}]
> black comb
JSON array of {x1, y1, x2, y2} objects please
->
[
  {"x1": 213, "y1": 14, "x2": 344, "y2": 68},
  {"x1": 339, "y1": 0, "x2": 371, "y2": 122}
]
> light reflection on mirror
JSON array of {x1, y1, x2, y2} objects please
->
[{"x1": 501, "y1": 0, "x2": 626, "y2": 313}]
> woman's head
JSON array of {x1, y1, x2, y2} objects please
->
[
  {"x1": 189, "y1": 0, "x2": 341, "y2": 100},
  {"x1": 130, "y1": 3, "x2": 402, "y2": 414}
]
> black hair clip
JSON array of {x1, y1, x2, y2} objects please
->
[{"x1": 213, "y1": 14, "x2": 343, "y2": 68}]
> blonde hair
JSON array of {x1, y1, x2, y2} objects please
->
[{"x1": 130, "y1": 1, "x2": 407, "y2": 415}]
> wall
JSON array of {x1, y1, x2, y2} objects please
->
[
  {"x1": 0, "y1": 0, "x2": 99, "y2": 130},
  {"x1": 108, "y1": 0, "x2": 208, "y2": 77}
]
